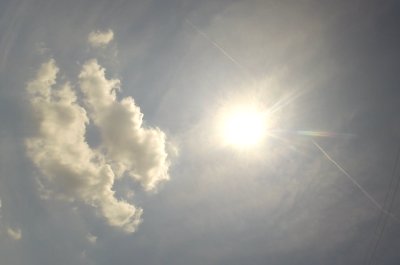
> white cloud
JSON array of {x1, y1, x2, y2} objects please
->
[
  {"x1": 86, "y1": 233, "x2": 97, "y2": 244},
  {"x1": 79, "y1": 59, "x2": 170, "y2": 190},
  {"x1": 25, "y1": 59, "x2": 142, "y2": 233},
  {"x1": 88, "y1": 29, "x2": 114, "y2": 47},
  {"x1": 7, "y1": 227, "x2": 21, "y2": 240}
]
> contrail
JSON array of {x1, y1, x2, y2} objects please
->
[
  {"x1": 185, "y1": 19, "x2": 255, "y2": 83},
  {"x1": 364, "y1": 144, "x2": 400, "y2": 265},
  {"x1": 185, "y1": 19, "x2": 311, "y2": 115},
  {"x1": 312, "y1": 140, "x2": 399, "y2": 222}
]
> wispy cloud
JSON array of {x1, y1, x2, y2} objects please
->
[
  {"x1": 7, "y1": 227, "x2": 21, "y2": 240},
  {"x1": 88, "y1": 29, "x2": 114, "y2": 47},
  {"x1": 86, "y1": 233, "x2": 97, "y2": 244}
]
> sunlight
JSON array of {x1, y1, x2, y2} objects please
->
[{"x1": 221, "y1": 106, "x2": 267, "y2": 148}]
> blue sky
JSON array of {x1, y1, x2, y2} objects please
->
[{"x1": 0, "y1": 0, "x2": 400, "y2": 264}]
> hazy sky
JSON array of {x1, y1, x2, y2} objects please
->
[{"x1": 1, "y1": 0, "x2": 400, "y2": 264}]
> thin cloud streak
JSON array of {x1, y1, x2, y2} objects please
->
[
  {"x1": 7, "y1": 227, "x2": 22, "y2": 240},
  {"x1": 312, "y1": 140, "x2": 400, "y2": 223},
  {"x1": 185, "y1": 19, "x2": 256, "y2": 83}
]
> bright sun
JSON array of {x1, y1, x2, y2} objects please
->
[{"x1": 221, "y1": 107, "x2": 267, "y2": 148}]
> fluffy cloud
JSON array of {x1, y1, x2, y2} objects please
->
[
  {"x1": 25, "y1": 60, "x2": 142, "y2": 233},
  {"x1": 79, "y1": 59, "x2": 170, "y2": 190},
  {"x1": 88, "y1": 29, "x2": 114, "y2": 47}
]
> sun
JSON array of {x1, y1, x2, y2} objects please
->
[{"x1": 221, "y1": 106, "x2": 267, "y2": 148}]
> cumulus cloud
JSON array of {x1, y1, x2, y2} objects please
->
[
  {"x1": 79, "y1": 59, "x2": 170, "y2": 190},
  {"x1": 25, "y1": 60, "x2": 142, "y2": 233},
  {"x1": 7, "y1": 227, "x2": 21, "y2": 240},
  {"x1": 88, "y1": 29, "x2": 114, "y2": 47}
]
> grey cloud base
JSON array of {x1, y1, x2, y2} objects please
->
[{"x1": 25, "y1": 58, "x2": 170, "y2": 233}]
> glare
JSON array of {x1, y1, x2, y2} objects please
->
[{"x1": 221, "y1": 107, "x2": 267, "y2": 148}]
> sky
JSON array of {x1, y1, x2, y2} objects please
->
[{"x1": 0, "y1": 0, "x2": 400, "y2": 264}]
